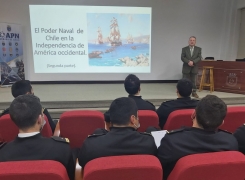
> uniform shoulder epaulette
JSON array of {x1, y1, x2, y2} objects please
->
[
  {"x1": 168, "y1": 128, "x2": 184, "y2": 134},
  {"x1": 51, "y1": 136, "x2": 70, "y2": 143},
  {"x1": 140, "y1": 132, "x2": 152, "y2": 136},
  {"x1": 218, "y1": 129, "x2": 232, "y2": 134},
  {"x1": 0, "y1": 142, "x2": 7, "y2": 149},
  {"x1": 88, "y1": 133, "x2": 106, "y2": 138}
]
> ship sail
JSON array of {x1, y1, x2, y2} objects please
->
[
  {"x1": 97, "y1": 27, "x2": 103, "y2": 44},
  {"x1": 108, "y1": 17, "x2": 122, "y2": 46},
  {"x1": 127, "y1": 33, "x2": 134, "y2": 44}
]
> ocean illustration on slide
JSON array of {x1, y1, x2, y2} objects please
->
[{"x1": 87, "y1": 13, "x2": 151, "y2": 67}]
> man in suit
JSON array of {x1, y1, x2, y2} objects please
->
[
  {"x1": 181, "y1": 36, "x2": 202, "y2": 98},
  {"x1": 104, "y1": 74, "x2": 155, "y2": 130},
  {"x1": 0, "y1": 95, "x2": 75, "y2": 180},
  {"x1": 0, "y1": 80, "x2": 56, "y2": 132},
  {"x1": 78, "y1": 97, "x2": 157, "y2": 168},
  {"x1": 157, "y1": 95, "x2": 238, "y2": 180}
]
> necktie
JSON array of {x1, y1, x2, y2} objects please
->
[{"x1": 190, "y1": 47, "x2": 193, "y2": 56}]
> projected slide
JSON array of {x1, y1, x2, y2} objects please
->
[{"x1": 29, "y1": 5, "x2": 151, "y2": 73}]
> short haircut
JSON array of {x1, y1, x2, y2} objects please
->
[
  {"x1": 124, "y1": 74, "x2": 140, "y2": 95},
  {"x1": 9, "y1": 94, "x2": 42, "y2": 130},
  {"x1": 195, "y1": 95, "x2": 227, "y2": 131},
  {"x1": 189, "y1": 36, "x2": 196, "y2": 39},
  {"x1": 109, "y1": 97, "x2": 138, "y2": 126},
  {"x1": 11, "y1": 80, "x2": 32, "y2": 98},
  {"x1": 177, "y1": 78, "x2": 193, "y2": 97}
]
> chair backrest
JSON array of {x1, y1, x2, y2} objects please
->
[
  {"x1": 0, "y1": 160, "x2": 69, "y2": 180},
  {"x1": 0, "y1": 114, "x2": 52, "y2": 142},
  {"x1": 138, "y1": 110, "x2": 159, "y2": 132},
  {"x1": 83, "y1": 155, "x2": 162, "y2": 180},
  {"x1": 219, "y1": 106, "x2": 245, "y2": 133},
  {"x1": 163, "y1": 109, "x2": 194, "y2": 130},
  {"x1": 41, "y1": 115, "x2": 53, "y2": 137},
  {"x1": 59, "y1": 110, "x2": 105, "y2": 148},
  {"x1": 168, "y1": 151, "x2": 245, "y2": 180}
]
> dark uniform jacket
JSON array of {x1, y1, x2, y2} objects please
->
[
  {"x1": 233, "y1": 124, "x2": 245, "y2": 154},
  {"x1": 157, "y1": 127, "x2": 238, "y2": 180},
  {"x1": 157, "y1": 97, "x2": 199, "y2": 129},
  {"x1": 0, "y1": 133, "x2": 75, "y2": 180},
  {"x1": 104, "y1": 95, "x2": 155, "y2": 123},
  {"x1": 181, "y1": 46, "x2": 202, "y2": 74},
  {"x1": 78, "y1": 127, "x2": 157, "y2": 168},
  {"x1": 0, "y1": 107, "x2": 56, "y2": 133}
]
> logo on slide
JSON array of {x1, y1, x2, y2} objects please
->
[
  {"x1": 2, "y1": 47, "x2": 6, "y2": 51},
  {"x1": 7, "y1": 25, "x2": 11, "y2": 32},
  {"x1": 2, "y1": 42, "x2": 5, "y2": 46},
  {"x1": 0, "y1": 31, "x2": 5, "y2": 38},
  {"x1": 9, "y1": 42, "x2": 12, "y2": 46},
  {"x1": 10, "y1": 54, "x2": 13, "y2": 57},
  {"x1": 15, "y1": 42, "x2": 18, "y2": 46},
  {"x1": 9, "y1": 47, "x2": 12, "y2": 53}
]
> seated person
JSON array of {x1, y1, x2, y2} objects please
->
[
  {"x1": 78, "y1": 97, "x2": 157, "y2": 168},
  {"x1": 157, "y1": 95, "x2": 238, "y2": 180},
  {"x1": 0, "y1": 80, "x2": 56, "y2": 132},
  {"x1": 157, "y1": 78, "x2": 199, "y2": 129},
  {"x1": 233, "y1": 124, "x2": 245, "y2": 154},
  {"x1": 104, "y1": 74, "x2": 155, "y2": 129},
  {"x1": 0, "y1": 95, "x2": 75, "y2": 180}
]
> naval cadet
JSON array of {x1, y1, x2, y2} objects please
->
[
  {"x1": 0, "y1": 95, "x2": 75, "y2": 180},
  {"x1": 157, "y1": 78, "x2": 199, "y2": 129},
  {"x1": 157, "y1": 95, "x2": 238, "y2": 180},
  {"x1": 78, "y1": 97, "x2": 157, "y2": 168},
  {"x1": 104, "y1": 74, "x2": 155, "y2": 129}
]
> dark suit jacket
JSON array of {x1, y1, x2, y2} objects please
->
[
  {"x1": 181, "y1": 46, "x2": 202, "y2": 74},
  {"x1": 156, "y1": 97, "x2": 199, "y2": 129},
  {"x1": 158, "y1": 127, "x2": 238, "y2": 180},
  {"x1": 0, "y1": 134, "x2": 75, "y2": 180},
  {"x1": 78, "y1": 127, "x2": 157, "y2": 168}
]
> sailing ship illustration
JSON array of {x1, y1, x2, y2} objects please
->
[
  {"x1": 97, "y1": 27, "x2": 103, "y2": 44},
  {"x1": 127, "y1": 33, "x2": 134, "y2": 44},
  {"x1": 108, "y1": 17, "x2": 122, "y2": 46}
]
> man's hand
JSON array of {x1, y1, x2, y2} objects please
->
[{"x1": 188, "y1": 61, "x2": 194, "y2": 66}]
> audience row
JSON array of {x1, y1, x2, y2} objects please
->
[{"x1": 0, "y1": 77, "x2": 245, "y2": 180}]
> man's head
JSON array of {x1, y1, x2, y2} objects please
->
[
  {"x1": 188, "y1": 36, "x2": 196, "y2": 47},
  {"x1": 193, "y1": 95, "x2": 227, "y2": 131},
  {"x1": 109, "y1": 97, "x2": 140, "y2": 129},
  {"x1": 177, "y1": 78, "x2": 193, "y2": 98},
  {"x1": 11, "y1": 80, "x2": 33, "y2": 98},
  {"x1": 9, "y1": 94, "x2": 44, "y2": 132},
  {"x1": 124, "y1": 74, "x2": 140, "y2": 95}
]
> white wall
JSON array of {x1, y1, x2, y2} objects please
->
[
  {"x1": 0, "y1": 0, "x2": 240, "y2": 81},
  {"x1": 237, "y1": 0, "x2": 245, "y2": 9}
]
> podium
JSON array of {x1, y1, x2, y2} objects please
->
[{"x1": 197, "y1": 61, "x2": 245, "y2": 94}]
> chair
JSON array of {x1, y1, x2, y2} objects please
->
[
  {"x1": 57, "y1": 110, "x2": 105, "y2": 148},
  {"x1": 0, "y1": 160, "x2": 69, "y2": 180},
  {"x1": 0, "y1": 114, "x2": 52, "y2": 142},
  {"x1": 138, "y1": 110, "x2": 159, "y2": 132},
  {"x1": 163, "y1": 109, "x2": 194, "y2": 131},
  {"x1": 219, "y1": 106, "x2": 245, "y2": 133},
  {"x1": 83, "y1": 155, "x2": 162, "y2": 180},
  {"x1": 167, "y1": 151, "x2": 245, "y2": 180},
  {"x1": 199, "y1": 66, "x2": 214, "y2": 92}
]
